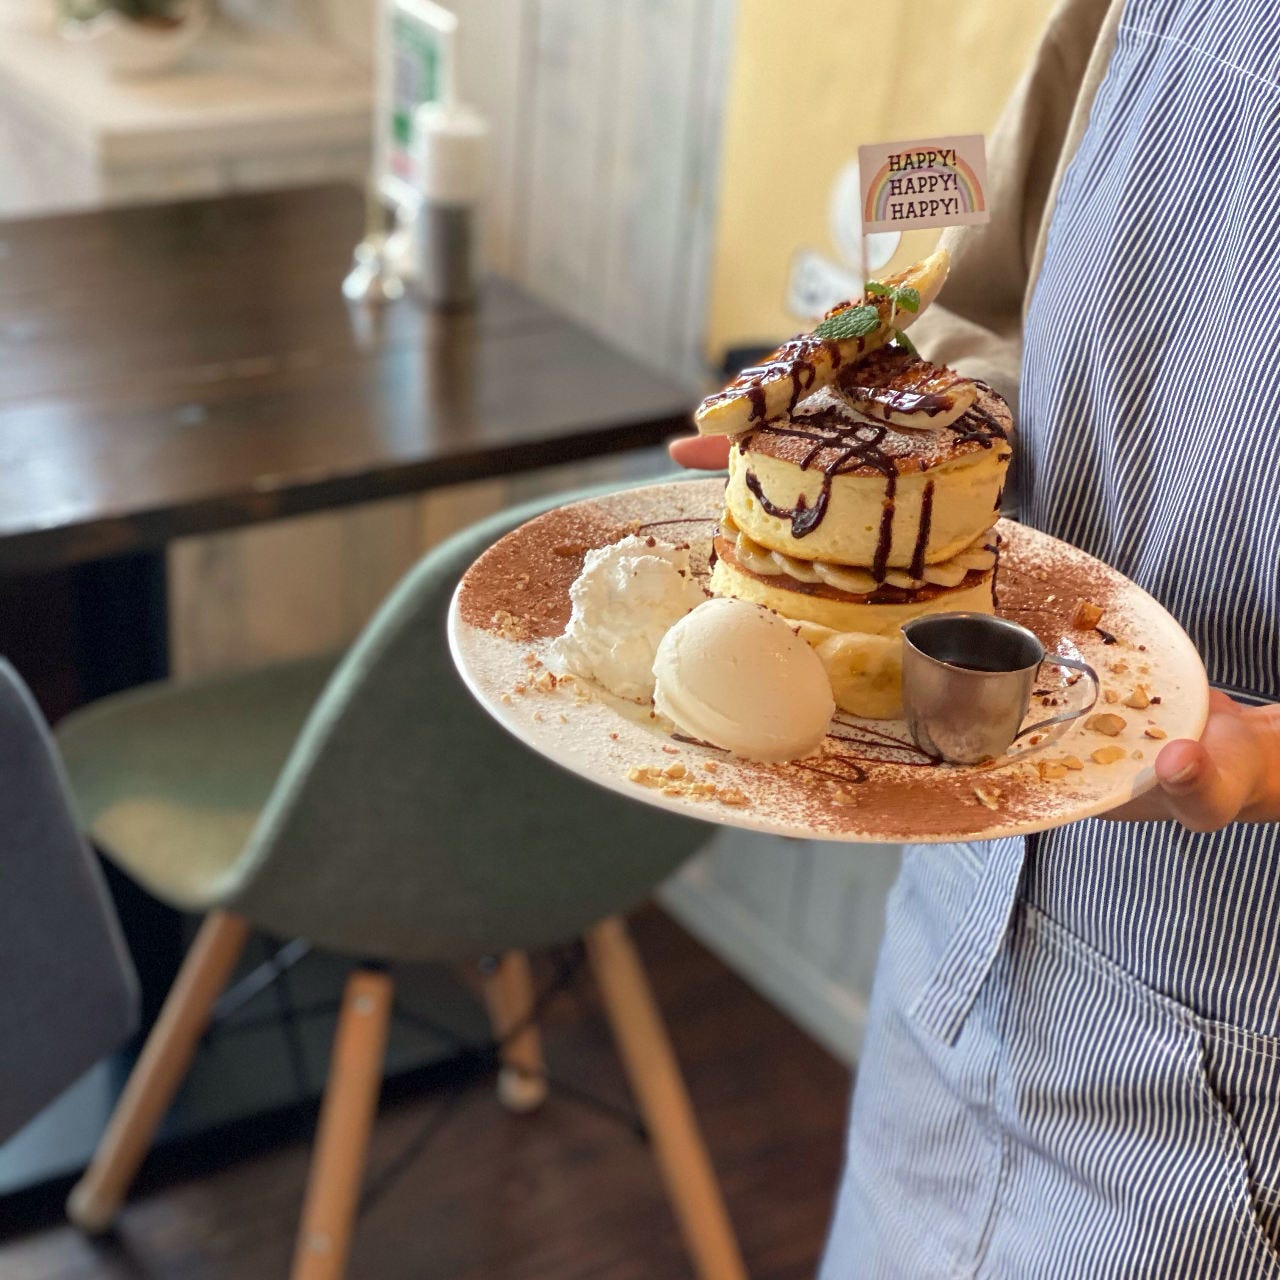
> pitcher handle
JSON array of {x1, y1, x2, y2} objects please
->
[{"x1": 1011, "y1": 653, "x2": 1101, "y2": 742}]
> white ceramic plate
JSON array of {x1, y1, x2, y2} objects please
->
[{"x1": 448, "y1": 479, "x2": 1210, "y2": 844}]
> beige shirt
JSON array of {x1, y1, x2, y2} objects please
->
[{"x1": 914, "y1": 0, "x2": 1124, "y2": 417}]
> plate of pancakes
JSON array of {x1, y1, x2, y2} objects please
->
[{"x1": 449, "y1": 252, "x2": 1210, "y2": 843}]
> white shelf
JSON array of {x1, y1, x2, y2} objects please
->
[{"x1": 0, "y1": 16, "x2": 372, "y2": 167}]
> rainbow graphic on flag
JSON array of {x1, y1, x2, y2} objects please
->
[{"x1": 857, "y1": 135, "x2": 990, "y2": 235}]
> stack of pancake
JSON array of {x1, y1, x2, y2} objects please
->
[{"x1": 694, "y1": 252, "x2": 1013, "y2": 718}]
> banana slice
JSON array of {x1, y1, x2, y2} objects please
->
[
  {"x1": 789, "y1": 620, "x2": 905, "y2": 720},
  {"x1": 843, "y1": 350, "x2": 977, "y2": 432},
  {"x1": 694, "y1": 249, "x2": 951, "y2": 438}
]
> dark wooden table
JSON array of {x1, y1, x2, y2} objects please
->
[
  {"x1": 0, "y1": 183, "x2": 694, "y2": 713},
  {"x1": 0, "y1": 184, "x2": 696, "y2": 1212}
]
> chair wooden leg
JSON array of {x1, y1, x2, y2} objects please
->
[
  {"x1": 480, "y1": 951, "x2": 548, "y2": 1114},
  {"x1": 291, "y1": 968, "x2": 393, "y2": 1280},
  {"x1": 585, "y1": 916, "x2": 748, "y2": 1280},
  {"x1": 67, "y1": 910, "x2": 252, "y2": 1234}
]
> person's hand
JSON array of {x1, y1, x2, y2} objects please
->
[
  {"x1": 669, "y1": 434, "x2": 731, "y2": 470},
  {"x1": 1105, "y1": 690, "x2": 1280, "y2": 830}
]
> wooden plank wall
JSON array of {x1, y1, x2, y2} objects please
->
[{"x1": 171, "y1": 0, "x2": 734, "y2": 676}]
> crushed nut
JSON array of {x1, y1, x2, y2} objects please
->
[
  {"x1": 664, "y1": 763, "x2": 687, "y2": 780},
  {"x1": 1123, "y1": 684, "x2": 1151, "y2": 710},
  {"x1": 1091, "y1": 745, "x2": 1127, "y2": 765},
  {"x1": 532, "y1": 711, "x2": 543, "y2": 722},
  {"x1": 1072, "y1": 599, "x2": 1104, "y2": 630},
  {"x1": 558, "y1": 713, "x2": 568, "y2": 724},
  {"x1": 1131, "y1": 750, "x2": 1144, "y2": 760},
  {"x1": 513, "y1": 682, "x2": 528, "y2": 695},
  {"x1": 1036, "y1": 761, "x2": 1069, "y2": 781},
  {"x1": 1108, "y1": 660, "x2": 1130, "y2": 675},
  {"x1": 1061, "y1": 755, "x2": 1085, "y2": 770},
  {"x1": 661, "y1": 745, "x2": 679, "y2": 755},
  {"x1": 1104, "y1": 689, "x2": 1119, "y2": 704},
  {"x1": 972, "y1": 784, "x2": 1001, "y2": 810},
  {"x1": 522, "y1": 652, "x2": 542, "y2": 669},
  {"x1": 609, "y1": 732, "x2": 619, "y2": 741},
  {"x1": 491, "y1": 609, "x2": 531, "y2": 642},
  {"x1": 1085, "y1": 713, "x2": 1127, "y2": 736},
  {"x1": 1144, "y1": 726, "x2": 1168, "y2": 739},
  {"x1": 701, "y1": 761, "x2": 719, "y2": 774},
  {"x1": 717, "y1": 787, "x2": 750, "y2": 808},
  {"x1": 534, "y1": 671, "x2": 558, "y2": 692},
  {"x1": 499, "y1": 692, "x2": 513, "y2": 705}
]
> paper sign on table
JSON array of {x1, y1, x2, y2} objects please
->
[{"x1": 858, "y1": 134, "x2": 989, "y2": 234}]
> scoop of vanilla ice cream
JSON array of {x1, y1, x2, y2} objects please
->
[
  {"x1": 552, "y1": 536, "x2": 706, "y2": 701},
  {"x1": 652, "y1": 598, "x2": 835, "y2": 762}
]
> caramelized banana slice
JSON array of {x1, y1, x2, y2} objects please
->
[
  {"x1": 694, "y1": 250, "x2": 950, "y2": 438},
  {"x1": 842, "y1": 349, "x2": 977, "y2": 432}
]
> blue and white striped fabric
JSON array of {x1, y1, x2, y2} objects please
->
[{"x1": 821, "y1": 2, "x2": 1280, "y2": 1275}]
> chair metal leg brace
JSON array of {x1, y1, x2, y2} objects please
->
[
  {"x1": 67, "y1": 910, "x2": 252, "y2": 1233},
  {"x1": 480, "y1": 951, "x2": 549, "y2": 1114},
  {"x1": 585, "y1": 916, "x2": 748, "y2": 1280},
  {"x1": 291, "y1": 968, "x2": 393, "y2": 1280}
]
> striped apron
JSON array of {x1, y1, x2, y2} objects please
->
[{"x1": 821, "y1": 2, "x2": 1280, "y2": 1275}]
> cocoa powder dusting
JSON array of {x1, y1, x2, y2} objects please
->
[{"x1": 458, "y1": 503, "x2": 628, "y2": 639}]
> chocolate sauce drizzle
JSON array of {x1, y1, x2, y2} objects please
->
[
  {"x1": 701, "y1": 336, "x2": 848, "y2": 424},
  {"x1": 743, "y1": 416, "x2": 898, "y2": 548},
  {"x1": 668, "y1": 715, "x2": 942, "y2": 793},
  {"x1": 796, "y1": 757, "x2": 870, "y2": 786},
  {"x1": 794, "y1": 719, "x2": 940, "y2": 789},
  {"x1": 830, "y1": 718, "x2": 940, "y2": 765},
  {"x1": 909, "y1": 480, "x2": 935, "y2": 583},
  {"x1": 738, "y1": 378, "x2": 1008, "y2": 592},
  {"x1": 635, "y1": 516, "x2": 719, "y2": 532}
]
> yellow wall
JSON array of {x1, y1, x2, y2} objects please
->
[{"x1": 705, "y1": 0, "x2": 1060, "y2": 359}]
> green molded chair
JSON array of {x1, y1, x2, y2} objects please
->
[{"x1": 59, "y1": 485, "x2": 746, "y2": 1280}]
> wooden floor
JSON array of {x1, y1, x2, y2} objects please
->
[{"x1": 0, "y1": 908, "x2": 851, "y2": 1280}]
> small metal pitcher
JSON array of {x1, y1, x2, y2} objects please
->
[{"x1": 901, "y1": 613, "x2": 1100, "y2": 765}]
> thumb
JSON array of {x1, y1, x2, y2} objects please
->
[{"x1": 1153, "y1": 735, "x2": 1246, "y2": 832}]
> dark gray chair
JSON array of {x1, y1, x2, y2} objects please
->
[
  {"x1": 0, "y1": 659, "x2": 139, "y2": 1145},
  {"x1": 57, "y1": 485, "x2": 746, "y2": 1280}
]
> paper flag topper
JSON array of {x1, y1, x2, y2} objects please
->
[{"x1": 858, "y1": 134, "x2": 989, "y2": 235}]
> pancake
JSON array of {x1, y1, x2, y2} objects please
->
[
  {"x1": 707, "y1": 350, "x2": 1011, "y2": 718},
  {"x1": 724, "y1": 357, "x2": 1012, "y2": 571}
]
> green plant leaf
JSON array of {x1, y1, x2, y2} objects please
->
[
  {"x1": 814, "y1": 305, "x2": 880, "y2": 341},
  {"x1": 891, "y1": 328, "x2": 919, "y2": 357},
  {"x1": 864, "y1": 281, "x2": 892, "y2": 298},
  {"x1": 895, "y1": 286, "x2": 920, "y2": 313}
]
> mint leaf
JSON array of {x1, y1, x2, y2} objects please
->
[
  {"x1": 891, "y1": 328, "x2": 919, "y2": 357},
  {"x1": 814, "y1": 304, "x2": 880, "y2": 341},
  {"x1": 864, "y1": 281, "x2": 892, "y2": 298},
  {"x1": 894, "y1": 286, "x2": 920, "y2": 313}
]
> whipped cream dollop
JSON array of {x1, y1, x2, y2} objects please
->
[
  {"x1": 553, "y1": 535, "x2": 705, "y2": 701},
  {"x1": 652, "y1": 598, "x2": 835, "y2": 762}
]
